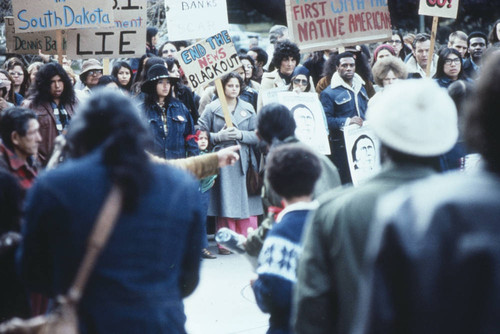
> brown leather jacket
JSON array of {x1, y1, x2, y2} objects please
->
[{"x1": 22, "y1": 100, "x2": 76, "y2": 166}]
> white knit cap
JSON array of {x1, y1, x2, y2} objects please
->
[{"x1": 367, "y1": 79, "x2": 458, "y2": 157}]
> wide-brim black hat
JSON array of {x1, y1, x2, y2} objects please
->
[{"x1": 141, "y1": 64, "x2": 179, "y2": 94}]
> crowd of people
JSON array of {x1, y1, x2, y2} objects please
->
[{"x1": 1, "y1": 19, "x2": 500, "y2": 333}]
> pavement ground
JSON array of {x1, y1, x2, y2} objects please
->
[{"x1": 184, "y1": 239, "x2": 269, "y2": 334}]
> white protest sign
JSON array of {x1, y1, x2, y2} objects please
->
[
  {"x1": 344, "y1": 123, "x2": 381, "y2": 186},
  {"x1": 274, "y1": 91, "x2": 331, "y2": 155},
  {"x1": 285, "y1": 0, "x2": 392, "y2": 52},
  {"x1": 12, "y1": 0, "x2": 115, "y2": 33},
  {"x1": 179, "y1": 30, "x2": 241, "y2": 90},
  {"x1": 5, "y1": 17, "x2": 68, "y2": 54},
  {"x1": 419, "y1": 0, "x2": 460, "y2": 19},
  {"x1": 165, "y1": 0, "x2": 229, "y2": 41},
  {"x1": 66, "y1": 0, "x2": 146, "y2": 59}
]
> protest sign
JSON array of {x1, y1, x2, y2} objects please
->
[
  {"x1": 285, "y1": 0, "x2": 392, "y2": 52},
  {"x1": 344, "y1": 123, "x2": 381, "y2": 186},
  {"x1": 274, "y1": 91, "x2": 331, "y2": 155},
  {"x1": 66, "y1": 0, "x2": 146, "y2": 59},
  {"x1": 5, "y1": 17, "x2": 68, "y2": 54},
  {"x1": 12, "y1": 0, "x2": 115, "y2": 33},
  {"x1": 179, "y1": 30, "x2": 241, "y2": 90},
  {"x1": 165, "y1": 0, "x2": 229, "y2": 41},
  {"x1": 418, "y1": 0, "x2": 459, "y2": 19}
]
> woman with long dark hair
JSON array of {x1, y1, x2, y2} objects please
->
[
  {"x1": 198, "y1": 72, "x2": 263, "y2": 254},
  {"x1": 111, "y1": 61, "x2": 133, "y2": 93},
  {"x1": 433, "y1": 48, "x2": 469, "y2": 88},
  {"x1": 488, "y1": 19, "x2": 500, "y2": 45},
  {"x1": 18, "y1": 89, "x2": 204, "y2": 333},
  {"x1": 141, "y1": 64, "x2": 198, "y2": 160},
  {"x1": 4, "y1": 57, "x2": 29, "y2": 99}
]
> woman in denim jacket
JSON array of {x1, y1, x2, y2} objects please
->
[{"x1": 141, "y1": 64, "x2": 198, "y2": 160}]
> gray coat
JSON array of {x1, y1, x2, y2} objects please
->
[{"x1": 198, "y1": 98, "x2": 263, "y2": 218}]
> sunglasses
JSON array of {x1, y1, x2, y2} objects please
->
[{"x1": 293, "y1": 78, "x2": 308, "y2": 85}]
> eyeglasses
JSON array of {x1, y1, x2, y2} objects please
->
[
  {"x1": 9, "y1": 71, "x2": 23, "y2": 77},
  {"x1": 88, "y1": 70, "x2": 103, "y2": 76},
  {"x1": 293, "y1": 78, "x2": 308, "y2": 85},
  {"x1": 444, "y1": 58, "x2": 461, "y2": 65}
]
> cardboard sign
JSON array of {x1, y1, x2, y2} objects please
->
[
  {"x1": 419, "y1": 0, "x2": 459, "y2": 19},
  {"x1": 165, "y1": 0, "x2": 229, "y2": 41},
  {"x1": 276, "y1": 92, "x2": 331, "y2": 155},
  {"x1": 285, "y1": 0, "x2": 392, "y2": 52},
  {"x1": 12, "y1": 0, "x2": 115, "y2": 33},
  {"x1": 5, "y1": 17, "x2": 68, "y2": 54},
  {"x1": 344, "y1": 123, "x2": 381, "y2": 186},
  {"x1": 66, "y1": 0, "x2": 146, "y2": 59},
  {"x1": 179, "y1": 30, "x2": 241, "y2": 90}
]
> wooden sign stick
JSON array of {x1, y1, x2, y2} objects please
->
[
  {"x1": 215, "y1": 78, "x2": 233, "y2": 128},
  {"x1": 426, "y1": 16, "x2": 439, "y2": 77},
  {"x1": 103, "y1": 58, "x2": 110, "y2": 75},
  {"x1": 56, "y1": 30, "x2": 63, "y2": 65}
]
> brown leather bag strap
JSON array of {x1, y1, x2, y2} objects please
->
[{"x1": 67, "y1": 185, "x2": 123, "y2": 303}]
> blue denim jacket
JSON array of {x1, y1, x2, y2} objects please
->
[{"x1": 142, "y1": 99, "x2": 199, "y2": 159}]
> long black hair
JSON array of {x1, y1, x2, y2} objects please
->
[
  {"x1": 4, "y1": 57, "x2": 29, "y2": 97},
  {"x1": 111, "y1": 61, "x2": 133, "y2": 91},
  {"x1": 433, "y1": 48, "x2": 466, "y2": 80},
  {"x1": 66, "y1": 89, "x2": 152, "y2": 211},
  {"x1": 29, "y1": 62, "x2": 76, "y2": 106}
]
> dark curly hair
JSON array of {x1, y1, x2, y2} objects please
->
[
  {"x1": 66, "y1": 89, "x2": 152, "y2": 211},
  {"x1": 271, "y1": 40, "x2": 301, "y2": 71},
  {"x1": 465, "y1": 52, "x2": 500, "y2": 175},
  {"x1": 266, "y1": 143, "x2": 321, "y2": 199},
  {"x1": 29, "y1": 62, "x2": 76, "y2": 106}
]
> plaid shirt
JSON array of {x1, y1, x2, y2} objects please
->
[{"x1": 0, "y1": 143, "x2": 38, "y2": 191}]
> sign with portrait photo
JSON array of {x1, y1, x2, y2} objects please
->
[
  {"x1": 344, "y1": 122, "x2": 381, "y2": 186},
  {"x1": 274, "y1": 91, "x2": 331, "y2": 155}
]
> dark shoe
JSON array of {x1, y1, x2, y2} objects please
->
[
  {"x1": 218, "y1": 247, "x2": 232, "y2": 255},
  {"x1": 201, "y1": 248, "x2": 216, "y2": 259}
]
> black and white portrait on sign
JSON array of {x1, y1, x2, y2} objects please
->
[
  {"x1": 270, "y1": 92, "x2": 330, "y2": 155},
  {"x1": 344, "y1": 123, "x2": 381, "y2": 186}
]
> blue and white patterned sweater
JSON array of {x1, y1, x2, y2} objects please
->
[{"x1": 253, "y1": 201, "x2": 318, "y2": 334}]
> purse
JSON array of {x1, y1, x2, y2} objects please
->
[
  {"x1": 246, "y1": 149, "x2": 264, "y2": 196},
  {"x1": 0, "y1": 186, "x2": 123, "y2": 334}
]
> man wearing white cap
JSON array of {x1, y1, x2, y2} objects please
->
[
  {"x1": 292, "y1": 79, "x2": 458, "y2": 334},
  {"x1": 351, "y1": 53, "x2": 500, "y2": 334}
]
